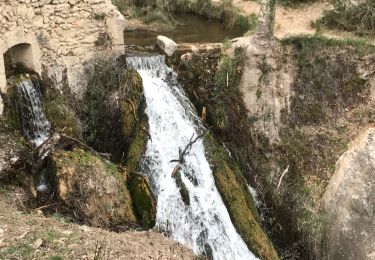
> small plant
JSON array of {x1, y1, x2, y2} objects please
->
[
  {"x1": 94, "y1": 13, "x2": 106, "y2": 21},
  {"x1": 256, "y1": 88, "x2": 262, "y2": 100},
  {"x1": 94, "y1": 32, "x2": 112, "y2": 47}
]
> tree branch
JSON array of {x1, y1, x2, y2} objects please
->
[{"x1": 170, "y1": 131, "x2": 207, "y2": 176}]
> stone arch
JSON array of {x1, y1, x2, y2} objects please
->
[{"x1": 0, "y1": 30, "x2": 41, "y2": 94}]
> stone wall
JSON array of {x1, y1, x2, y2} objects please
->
[{"x1": 0, "y1": 0, "x2": 126, "y2": 113}]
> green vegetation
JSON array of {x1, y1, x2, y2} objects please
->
[
  {"x1": 44, "y1": 90, "x2": 82, "y2": 139},
  {"x1": 49, "y1": 148, "x2": 137, "y2": 228},
  {"x1": 128, "y1": 174, "x2": 156, "y2": 227},
  {"x1": 204, "y1": 133, "x2": 279, "y2": 260},
  {"x1": 278, "y1": 0, "x2": 318, "y2": 7},
  {"x1": 282, "y1": 35, "x2": 372, "y2": 126},
  {"x1": 315, "y1": 0, "x2": 375, "y2": 36},
  {"x1": 83, "y1": 59, "x2": 145, "y2": 161},
  {"x1": 94, "y1": 12, "x2": 106, "y2": 20},
  {"x1": 174, "y1": 171, "x2": 190, "y2": 206}
]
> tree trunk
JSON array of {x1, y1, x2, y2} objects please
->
[{"x1": 255, "y1": 0, "x2": 277, "y2": 40}]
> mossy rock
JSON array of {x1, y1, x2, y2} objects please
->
[
  {"x1": 125, "y1": 118, "x2": 149, "y2": 173},
  {"x1": 128, "y1": 174, "x2": 156, "y2": 228},
  {"x1": 49, "y1": 148, "x2": 137, "y2": 228},
  {"x1": 83, "y1": 60, "x2": 146, "y2": 162},
  {"x1": 174, "y1": 171, "x2": 190, "y2": 206},
  {"x1": 44, "y1": 93, "x2": 82, "y2": 139},
  {"x1": 204, "y1": 133, "x2": 279, "y2": 260}
]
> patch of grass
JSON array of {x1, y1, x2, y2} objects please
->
[
  {"x1": 4, "y1": 243, "x2": 34, "y2": 258},
  {"x1": 44, "y1": 229, "x2": 61, "y2": 243},
  {"x1": 278, "y1": 0, "x2": 318, "y2": 7},
  {"x1": 49, "y1": 256, "x2": 64, "y2": 260},
  {"x1": 53, "y1": 213, "x2": 72, "y2": 224},
  {"x1": 316, "y1": 1, "x2": 375, "y2": 36},
  {"x1": 282, "y1": 34, "x2": 373, "y2": 53}
]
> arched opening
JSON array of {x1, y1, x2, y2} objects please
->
[{"x1": 3, "y1": 43, "x2": 36, "y2": 78}]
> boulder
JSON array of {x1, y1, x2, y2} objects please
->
[
  {"x1": 323, "y1": 127, "x2": 375, "y2": 260},
  {"x1": 50, "y1": 148, "x2": 137, "y2": 228},
  {"x1": 156, "y1": 35, "x2": 177, "y2": 56}
]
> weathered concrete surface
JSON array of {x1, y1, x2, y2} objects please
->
[
  {"x1": 0, "y1": 0, "x2": 126, "y2": 105},
  {"x1": 323, "y1": 127, "x2": 375, "y2": 260}
]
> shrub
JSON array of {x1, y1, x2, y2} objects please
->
[
  {"x1": 278, "y1": 0, "x2": 318, "y2": 7},
  {"x1": 317, "y1": 0, "x2": 375, "y2": 36}
]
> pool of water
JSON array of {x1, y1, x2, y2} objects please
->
[{"x1": 124, "y1": 14, "x2": 243, "y2": 47}]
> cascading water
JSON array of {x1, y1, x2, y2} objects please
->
[
  {"x1": 127, "y1": 55, "x2": 258, "y2": 260},
  {"x1": 16, "y1": 77, "x2": 51, "y2": 147}
]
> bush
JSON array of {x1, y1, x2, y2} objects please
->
[
  {"x1": 278, "y1": 0, "x2": 318, "y2": 7},
  {"x1": 317, "y1": 0, "x2": 375, "y2": 36}
]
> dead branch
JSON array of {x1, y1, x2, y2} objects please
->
[
  {"x1": 170, "y1": 131, "x2": 207, "y2": 177},
  {"x1": 34, "y1": 203, "x2": 57, "y2": 211},
  {"x1": 277, "y1": 165, "x2": 289, "y2": 192},
  {"x1": 170, "y1": 131, "x2": 207, "y2": 165}
]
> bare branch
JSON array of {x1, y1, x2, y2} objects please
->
[{"x1": 277, "y1": 165, "x2": 289, "y2": 192}]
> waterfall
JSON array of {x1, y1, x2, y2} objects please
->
[
  {"x1": 127, "y1": 55, "x2": 258, "y2": 260},
  {"x1": 16, "y1": 77, "x2": 51, "y2": 147}
]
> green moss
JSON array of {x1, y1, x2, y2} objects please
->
[
  {"x1": 128, "y1": 174, "x2": 156, "y2": 228},
  {"x1": 125, "y1": 119, "x2": 149, "y2": 173},
  {"x1": 50, "y1": 148, "x2": 137, "y2": 227},
  {"x1": 204, "y1": 133, "x2": 279, "y2": 260},
  {"x1": 83, "y1": 60, "x2": 145, "y2": 161},
  {"x1": 44, "y1": 93, "x2": 82, "y2": 139}
]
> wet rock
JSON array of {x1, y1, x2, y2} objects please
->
[
  {"x1": 323, "y1": 127, "x2": 375, "y2": 260},
  {"x1": 204, "y1": 133, "x2": 279, "y2": 260},
  {"x1": 157, "y1": 35, "x2": 177, "y2": 56},
  {"x1": 128, "y1": 174, "x2": 156, "y2": 228}
]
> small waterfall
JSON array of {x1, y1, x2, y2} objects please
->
[
  {"x1": 16, "y1": 77, "x2": 51, "y2": 147},
  {"x1": 127, "y1": 55, "x2": 258, "y2": 260}
]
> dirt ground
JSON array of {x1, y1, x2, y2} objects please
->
[
  {"x1": 216, "y1": 0, "x2": 375, "y2": 45},
  {"x1": 0, "y1": 185, "x2": 196, "y2": 260}
]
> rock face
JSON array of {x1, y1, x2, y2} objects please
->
[
  {"x1": 0, "y1": 0, "x2": 126, "y2": 107},
  {"x1": 323, "y1": 127, "x2": 375, "y2": 260},
  {"x1": 237, "y1": 38, "x2": 294, "y2": 144},
  {"x1": 157, "y1": 35, "x2": 177, "y2": 56}
]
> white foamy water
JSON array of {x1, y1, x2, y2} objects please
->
[
  {"x1": 17, "y1": 78, "x2": 51, "y2": 147},
  {"x1": 127, "y1": 55, "x2": 258, "y2": 260}
]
